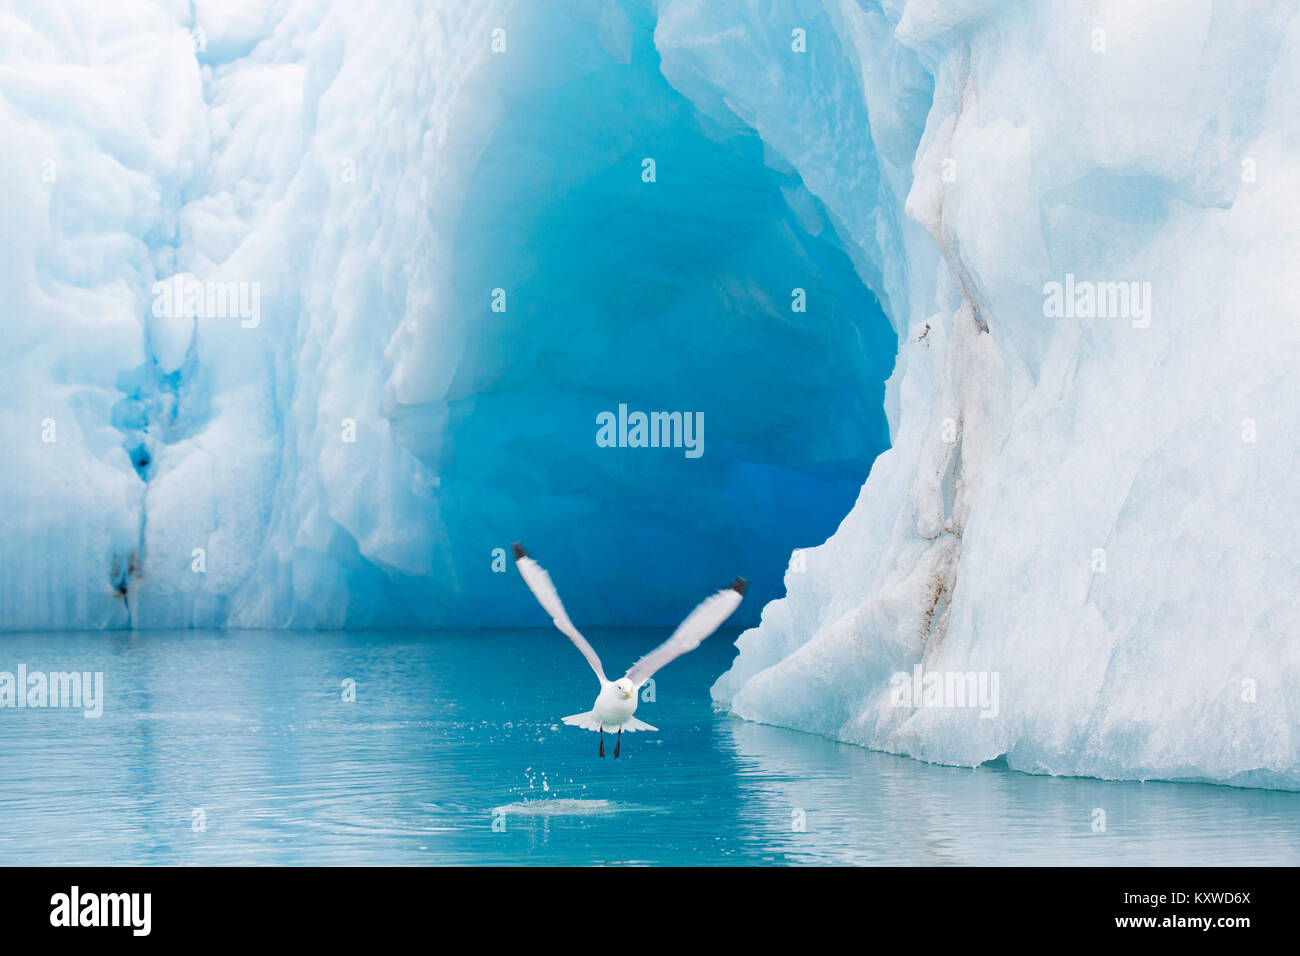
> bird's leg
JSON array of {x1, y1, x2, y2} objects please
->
[
  {"x1": 614, "y1": 729, "x2": 621, "y2": 759},
  {"x1": 599, "y1": 727, "x2": 605, "y2": 758}
]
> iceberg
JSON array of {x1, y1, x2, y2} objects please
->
[
  {"x1": 701, "y1": 0, "x2": 1300, "y2": 789},
  {"x1": 0, "y1": 0, "x2": 895, "y2": 629},
  {"x1": 2, "y1": 0, "x2": 1297, "y2": 789}
]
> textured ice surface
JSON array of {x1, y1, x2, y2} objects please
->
[
  {"x1": 707, "y1": 0, "x2": 1300, "y2": 789},
  {"x1": 3, "y1": 0, "x2": 1298, "y2": 788},
  {"x1": 1, "y1": 0, "x2": 894, "y2": 628}
]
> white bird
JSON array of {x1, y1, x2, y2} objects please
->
[{"x1": 513, "y1": 543, "x2": 745, "y2": 758}]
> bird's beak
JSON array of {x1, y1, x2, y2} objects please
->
[{"x1": 623, "y1": 690, "x2": 632, "y2": 699}]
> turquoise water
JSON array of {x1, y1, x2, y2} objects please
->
[{"x1": 1, "y1": 629, "x2": 1297, "y2": 865}]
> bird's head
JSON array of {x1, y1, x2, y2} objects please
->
[{"x1": 613, "y1": 677, "x2": 635, "y2": 699}]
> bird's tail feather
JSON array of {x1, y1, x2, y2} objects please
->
[
  {"x1": 561, "y1": 711, "x2": 603, "y2": 732},
  {"x1": 560, "y1": 712, "x2": 658, "y2": 733}
]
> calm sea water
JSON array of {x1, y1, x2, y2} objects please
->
[{"x1": 1, "y1": 629, "x2": 1296, "y2": 866}]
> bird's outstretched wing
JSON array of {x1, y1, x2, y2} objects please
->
[
  {"x1": 625, "y1": 578, "x2": 746, "y2": 686},
  {"x1": 514, "y1": 544, "x2": 606, "y2": 684}
]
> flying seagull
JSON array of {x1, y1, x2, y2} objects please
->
[{"x1": 513, "y1": 543, "x2": 745, "y2": 757}]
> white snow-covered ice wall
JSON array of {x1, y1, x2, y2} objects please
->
[{"x1": 704, "y1": 0, "x2": 1300, "y2": 789}]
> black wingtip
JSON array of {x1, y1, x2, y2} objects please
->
[
  {"x1": 512, "y1": 542, "x2": 527, "y2": 560},
  {"x1": 730, "y1": 577, "x2": 747, "y2": 595}
]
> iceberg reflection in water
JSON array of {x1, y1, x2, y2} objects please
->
[{"x1": 0, "y1": 629, "x2": 1294, "y2": 866}]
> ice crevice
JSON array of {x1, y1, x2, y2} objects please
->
[{"x1": 111, "y1": 6, "x2": 272, "y2": 627}]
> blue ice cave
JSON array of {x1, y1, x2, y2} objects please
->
[{"x1": 406, "y1": 5, "x2": 897, "y2": 625}]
